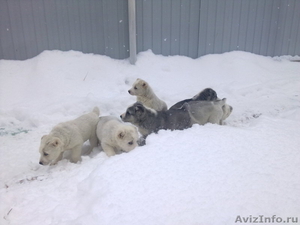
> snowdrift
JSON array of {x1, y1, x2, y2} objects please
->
[{"x1": 0, "y1": 50, "x2": 299, "y2": 225}]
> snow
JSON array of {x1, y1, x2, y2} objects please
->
[{"x1": 0, "y1": 50, "x2": 300, "y2": 225}]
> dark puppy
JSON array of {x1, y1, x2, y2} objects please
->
[
  {"x1": 120, "y1": 102, "x2": 192, "y2": 144},
  {"x1": 169, "y1": 88, "x2": 218, "y2": 110}
]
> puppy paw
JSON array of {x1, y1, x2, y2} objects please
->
[{"x1": 137, "y1": 137, "x2": 146, "y2": 146}]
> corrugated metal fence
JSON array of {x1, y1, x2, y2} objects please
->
[{"x1": 0, "y1": 0, "x2": 299, "y2": 61}]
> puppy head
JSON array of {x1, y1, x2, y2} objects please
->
[
  {"x1": 116, "y1": 125, "x2": 138, "y2": 152},
  {"x1": 128, "y1": 78, "x2": 148, "y2": 96},
  {"x1": 222, "y1": 104, "x2": 233, "y2": 120},
  {"x1": 120, "y1": 102, "x2": 147, "y2": 124},
  {"x1": 39, "y1": 135, "x2": 64, "y2": 165},
  {"x1": 192, "y1": 88, "x2": 218, "y2": 101}
]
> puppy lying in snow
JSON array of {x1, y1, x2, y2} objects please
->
[
  {"x1": 121, "y1": 99, "x2": 229, "y2": 144},
  {"x1": 169, "y1": 87, "x2": 233, "y2": 122},
  {"x1": 120, "y1": 102, "x2": 191, "y2": 140},
  {"x1": 96, "y1": 116, "x2": 139, "y2": 156},
  {"x1": 128, "y1": 78, "x2": 168, "y2": 111},
  {"x1": 184, "y1": 98, "x2": 228, "y2": 125},
  {"x1": 169, "y1": 88, "x2": 218, "y2": 110},
  {"x1": 39, "y1": 107, "x2": 100, "y2": 165}
]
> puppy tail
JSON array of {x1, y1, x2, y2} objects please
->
[{"x1": 92, "y1": 107, "x2": 100, "y2": 116}]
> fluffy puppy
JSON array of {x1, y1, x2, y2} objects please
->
[
  {"x1": 120, "y1": 102, "x2": 192, "y2": 140},
  {"x1": 184, "y1": 99, "x2": 226, "y2": 125},
  {"x1": 96, "y1": 116, "x2": 139, "y2": 156},
  {"x1": 128, "y1": 78, "x2": 168, "y2": 111},
  {"x1": 169, "y1": 88, "x2": 218, "y2": 110},
  {"x1": 39, "y1": 107, "x2": 100, "y2": 165},
  {"x1": 169, "y1": 88, "x2": 233, "y2": 122}
]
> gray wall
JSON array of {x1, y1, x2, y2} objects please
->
[
  {"x1": 136, "y1": 0, "x2": 300, "y2": 58},
  {"x1": 1, "y1": 0, "x2": 300, "y2": 60},
  {"x1": 0, "y1": 0, "x2": 129, "y2": 60}
]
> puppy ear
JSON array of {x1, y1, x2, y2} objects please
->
[
  {"x1": 118, "y1": 131, "x2": 125, "y2": 139},
  {"x1": 51, "y1": 138, "x2": 61, "y2": 147},
  {"x1": 142, "y1": 82, "x2": 147, "y2": 88},
  {"x1": 135, "y1": 104, "x2": 144, "y2": 114},
  {"x1": 41, "y1": 135, "x2": 47, "y2": 140}
]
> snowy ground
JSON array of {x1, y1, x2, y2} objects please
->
[{"x1": 0, "y1": 50, "x2": 299, "y2": 225}]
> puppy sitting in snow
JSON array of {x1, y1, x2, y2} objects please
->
[
  {"x1": 39, "y1": 107, "x2": 100, "y2": 165},
  {"x1": 96, "y1": 116, "x2": 139, "y2": 156},
  {"x1": 128, "y1": 78, "x2": 168, "y2": 111}
]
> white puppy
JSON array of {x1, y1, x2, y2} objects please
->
[
  {"x1": 96, "y1": 116, "x2": 139, "y2": 156},
  {"x1": 184, "y1": 98, "x2": 227, "y2": 125},
  {"x1": 39, "y1": 107, "x2": 100, "y2": 165},
  {"x1": 128, "y1": 78, "x2": 167, "y2": 111}
]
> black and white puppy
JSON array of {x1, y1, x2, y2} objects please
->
[
  {"x1": 169, "y1": 88, "x2": 218, "y2": 110},
  {"x1": 120, "y1": 102, "x2": 192, "y2": 144}
]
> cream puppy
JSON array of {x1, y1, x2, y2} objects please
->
[
  {"x1": 184, "y1": 99, "x2": 227, "y2": 125},
  {"x1": 96, "y1": 116, "x2": 139, "y2": 156},
  {"x1": 39, "y1": 107, "x2": 100, "y2": 165},
  {"x1": 128, "y1": 78, "x2": 167, "y2": 111}
]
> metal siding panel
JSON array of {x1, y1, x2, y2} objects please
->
[
  {"x1": 274, "y1": 0, "x2": 286, "y2": 56},
  {"x1": 93, "y1": 0, "x2": 106, "y2": 55},
  {"x1": 206, "y1": 0, "x2": 218, "y2": 54},
  {"x1": 0, "y1": 1, "x2": 15, "y2": 59},
  {"x1": 7, "y1": 1, "x2": 27, "y2": 59},
  {"x1": 295, "y1": 17, "x2": 300, "y2": 56},
  {"x1": 251, "y1": 0, "x2": 264, "y2": 54},
  {"x1": 244, "y1": 0, "x2": 257, "y2": 53},
  {"x1": 267, "y1": 0, "x2": 280, "y2": 56},
  {"x1": 142, "y1": 0, "x2": 153, "y2": 52},
  {"x1": 198, "y1": 0, "x2": 208, "y2": 56},
  {"x1": 54, "y1": 0, "x2": 70, "y2": 51},
  {"x1": 260, "y1": 1, "x2": 274, "y2": 56},
  {"x1": 118, "y1": 0, "x2": 129, "y2": 59},
  {"x1": 152, "y1": 0, "x2": 162, "y2": 54},
  {"x1": 136, "y1": 0, "x2": 143, "y2": 52},
  {"x1": 43, "y1": 0, "x2": 61, "y2": 50},
  {"x1": 230, "y1": 0, "x2": 242, "y2": 51},
  {"x1": 237, "y1": 1, "x2": 250, "y2": 52},
  {"x1": 170, "y1": 0, "x2": 181, "y2": 55},
  {"x1": 289, "y1": 0, "x2": 300, "y2": 55},
  {"x1": 107, "y1": 0, "x2": 120, "y2": 58},
  {"x1": 188, "y1": 0, "x2": 200, "y2": 58},
  {"x1": 280, "y1": 0, "x2": 295, "y2": 55},
  {"x1": 221, "y1": 0, "x2": 234, "y2": 53},
  {"x1": 78, "y1": 1, "x2": 89, "y2": 53},
  {"x1": 31, "y1": 0, "x2": 49, "y2": 54},
  {"x1": 162, "y1": 0, "x2": 172, "y2": 56},
  {"x1": 19, "y1": 0, "x2": 38, "y2": 59},
  {"x1": 214, "y1": 0, "x2": 226, "y2": 54},
  {"x1": 179, "y1": 0, "x2": 190, "y2": 56}
]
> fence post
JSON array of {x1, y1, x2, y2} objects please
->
[{"x1": 128, "y1": 0, "x2": 137, "y2": 64}]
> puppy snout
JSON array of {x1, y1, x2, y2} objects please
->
[
  {"x1": 39, "y1": 161, "x2": 43, "y2": 165},
  {"x1": 120, "y1": 114, "x2": 123, "y2": 119},
  {"x1": 128, "y1": 90, "x2": 131, "y2": 94}
]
